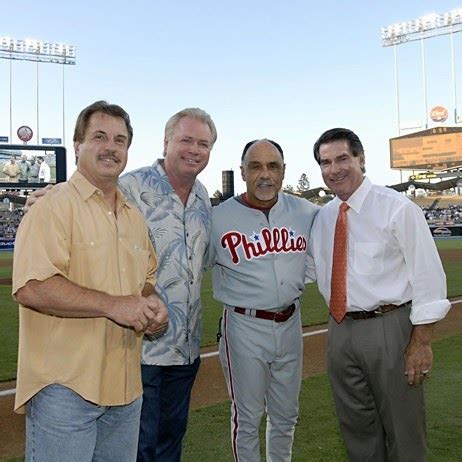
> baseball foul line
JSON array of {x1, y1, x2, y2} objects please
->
[
  {"x1": 1, "y1": 298, "x2": 461, "y2": 399},
  {"x1": 201, "y1": 328, "x2": 329, "y2": 359}
]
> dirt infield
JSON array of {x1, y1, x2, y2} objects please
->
[
  {"x1": 1, "y1": 303, "x2": 461, "y2": 460},
  {"x1": 439, "y1": 249, "x2": 462, "y2": 262}
]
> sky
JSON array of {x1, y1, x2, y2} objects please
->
[{"x1": 1, "y1": 0, "x2": 462, "y2": 195}]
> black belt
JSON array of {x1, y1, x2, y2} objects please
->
[
  {"x1": 233, "y1": 303, "x2": 296, "y2": 323},
  {"x1": 344, "y1": 301, "x2": 411, "y2": 320}
]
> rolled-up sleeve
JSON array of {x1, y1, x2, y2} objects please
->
[{"x1": 394, "y1": 201, "x2": 451, "y2": 325}]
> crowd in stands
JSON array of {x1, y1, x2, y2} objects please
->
[
  {"x1": 0, "y1": 210, "x2": 23, "y2": 239},
  {"x1": 422, "y1": 204, "x2": 462, "y2": 225}
]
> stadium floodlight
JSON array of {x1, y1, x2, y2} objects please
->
[
  {"x1": 381, "y1": 8, "x2": 462, "y2": 46},
  {"x1": 0, "y1": 36, "x2": 76, "y2": 65},
  {"x1": 381, "y1": 7, "x2": 462, "y2": 138},
  {"x1": 0, "y1": 36, "x2": 76, "y2": 145}
]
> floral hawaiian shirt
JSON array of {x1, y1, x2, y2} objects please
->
[{"x1": 119, "y1": 159, "x2": 211, "y2": 365}]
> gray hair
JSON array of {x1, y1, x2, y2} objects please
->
[{"x1": 164, "y1": 108, "x2": 217, "y2": 145}]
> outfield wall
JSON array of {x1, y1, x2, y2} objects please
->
[
  {"x1": 0, "y1": 238, "x2": 14, "y2": 250},
  {"x1": 429, "y1": 224, "x2": 462, "y2": 238}
]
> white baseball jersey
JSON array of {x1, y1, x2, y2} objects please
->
[{"x1": 209, "y1": 192, "x2": 319, "y2": 309}]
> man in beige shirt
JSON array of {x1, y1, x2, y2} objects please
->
[
  {"x1": 3, "y1": 156, "x2": 20, "y2": 182},
  {"x1": 13, "y1": 100, "x2": 169, "y2": 462}
]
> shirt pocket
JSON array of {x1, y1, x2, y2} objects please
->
[
  {"x1": 353, "y1": 242, "x2": 385, "y2": 276},
  {"x1": 123, "y1": 243, "x2": 151, "y2": 293},
  {"x1": 69, "y1": 240, "x2": 109, "y2": 289}
]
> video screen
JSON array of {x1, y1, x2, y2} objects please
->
[
  {"x1": 389, "y1": 127, "x2": 462, "y2": 170},
  {"x1": 0, "y1": 144, "x2": 66, "y2": 189}
]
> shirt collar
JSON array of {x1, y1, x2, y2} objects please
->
[
  {"x1": 240, "y1": 192, "x2": 277, "y2": 211},
  {"x1": 69, "y1": 170, "x2": 131, "y2": 209},
  {"x1": 332, "y1": 176, "x2": 371, "y2": 213},
  {"x1": 152, "y1": 159, "x2": 174, "y2": 195}
]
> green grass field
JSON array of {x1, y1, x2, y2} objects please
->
[
  {"x1": 1, "y1": 239, "x2": 461, "y2": 381},
  {"x1": 182, "y1": 334, "x2": 462, "y2": 461},
  {"x1": 5, "y1": 334, "x2": 462, "y2": 462},
  {"x1": 0, "y1": 251, "x2": 14, "y2": 261},
  {"x1": 1, "y1": 239, "x2": 462, "y2": 461},
  {"x1": 433, "y1": 239, "x2": 462, "y2": 250}
]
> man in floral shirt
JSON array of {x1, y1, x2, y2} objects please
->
[{"x1": 119, "y1": 107, "x2": 217, "y2": 462}]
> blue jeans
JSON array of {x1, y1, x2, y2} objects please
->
[
  {"x1": 26, "y1": 383, "x2": 142, "y2": 462},
  {"x1": 137, "y1": 358, "x2": 201, "y2": 462}
]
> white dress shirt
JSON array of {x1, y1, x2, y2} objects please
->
[
  {"x1": 309, "y1": 177, "x2": 451, "y2": 325},
  {"x1": 39, "y1": 162, "x2": 51, "y2": 182}
]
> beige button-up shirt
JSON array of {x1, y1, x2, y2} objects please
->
[
  {"x1": 13, "y1": 171, "x2": 157, "y2": 413},
  {"x1": 3, "y1": 162, "x2": 20, "y2": 182}
]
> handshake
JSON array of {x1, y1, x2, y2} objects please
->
[
  {"x1": 109, "y1": 292, "x2": 169, "y2": 339},
  {"x1": 142, "y1": 294, "x2": 170, "y2": 340},
  {"x1": 143, "y1": 294, "x2": 170, "y2": 342}
]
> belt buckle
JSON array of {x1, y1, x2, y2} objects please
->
[
  {"x1": 274, "y1": 310, "x2": 285, "y2": 323},
  {"x1": 373, "y1": 308, "x2": 383, "y2": 316}
]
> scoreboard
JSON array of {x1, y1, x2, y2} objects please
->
[{"x1": 389, "y1": 127, "x2": 462, "y2": 170}]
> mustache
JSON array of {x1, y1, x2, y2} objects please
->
[{"x1": 97, "y1": 153, "x2": 119, "y2": 162}]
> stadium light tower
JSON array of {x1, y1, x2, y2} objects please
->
[
  {"x1": 0, "y1": 37, "x2": 76, "y2": 144},
  {"x1": 382, "y1": 8, "x2": 462, "y2": 134}
]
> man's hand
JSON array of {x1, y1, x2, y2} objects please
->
[
  {"x1": 108, "y1": 295, "x2": 163, "y2": 334},
  {"x1": 16, "y1": 276, "x2": 166, "y2": 336},
  {"x1": 404, "y1": 324, "x2": 435, "y2": 386},
  {"x1": 144, "y1": 294, "x2": 169, "y2": 338},
  {"x1": 23, "y1": 184, "x2": 54, "y2": 213}
]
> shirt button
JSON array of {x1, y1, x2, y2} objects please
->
[
  {"x1": 108, "y1": 211, "x2": 112, "y2": 215},
  {"x1": 90, "y1": 241, "x2": 95, "y2": 246},
  {"x1": 122, "y1": 268, "x2": 126, "y2": 273}
]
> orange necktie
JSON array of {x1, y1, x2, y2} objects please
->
[{"x1": 330, "y1": 202, "x2": 350, "y2": 323}]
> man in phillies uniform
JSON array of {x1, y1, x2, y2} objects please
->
[{"x1": 208, "y1": 139, "x2": 318, "y2": 461}]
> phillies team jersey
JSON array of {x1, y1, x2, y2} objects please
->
[{"x1": 209, "y1": 192, "x2": 319, "y2": 309}]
